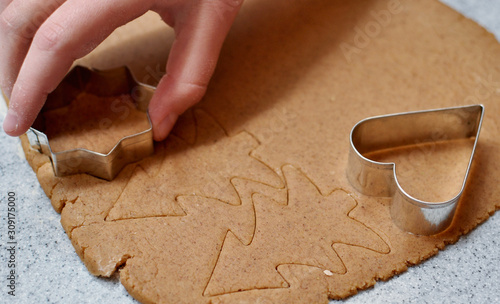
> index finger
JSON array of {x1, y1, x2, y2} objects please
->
[{"x1": 3, "y1": 0, "x2": 152, "y2": 136}]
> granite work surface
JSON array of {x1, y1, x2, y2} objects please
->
[{"x1": 0, "y1": 0, "x2": 499, "y2": 303}]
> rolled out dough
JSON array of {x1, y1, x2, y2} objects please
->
[{"x1": 22, "y1": 0, "x2": 500, "y2": 303}]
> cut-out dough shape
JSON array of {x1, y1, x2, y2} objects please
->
[{"x1": 205, "y1": 165, "x2": 390, "y2": 296}]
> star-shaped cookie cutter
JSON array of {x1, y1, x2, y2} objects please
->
[
  {"x1": 347, "y1": 105, "x2": 484, "y2": 235},
  {"x1": 27, "y1": 65, "x2": 155, "y2": 181}
]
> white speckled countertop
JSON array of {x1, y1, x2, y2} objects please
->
[{"x1": 1, "y1": 1, "x2": 499, "y2": 303}]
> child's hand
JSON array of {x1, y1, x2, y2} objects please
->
[{"x1": 0, "y1": 0, "x2": 243, "y2": 141}]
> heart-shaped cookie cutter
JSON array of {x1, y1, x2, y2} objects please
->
[
  {"x1": 26, "y1": 65, "x2": 155, "y2": 181},
  {"x1": 347, "y1": 105, "x2": 484, "y2": 235}
]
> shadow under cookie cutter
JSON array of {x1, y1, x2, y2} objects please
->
[
  {"x1": 27, "y1": 65, "x2": 155, "y2": 181},
  {"x1": 347, "y1": 105, "x2": 484, "y2": 235}
]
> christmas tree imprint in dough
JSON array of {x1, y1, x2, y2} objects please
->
[
  {"x1": 205, "y1": 165, "x2": 390, "y2": 296},
  {"x1": 106, "y1": 109, "x2": 284, "y2": 220},
  {"x1": 70, "y1": 171, "x2": 288, "y2": 303}
]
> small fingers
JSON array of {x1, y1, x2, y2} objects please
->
[{"x1": 149, "y1": 0, "x2": 244, "y2": 141}]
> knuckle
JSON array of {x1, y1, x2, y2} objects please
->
[
  {"x1": 164, "y1": 74, "x2": 207, "y2": 111},
  {"x1": 207, "y1": 0, "x2": 243, "y2": 22},
  {"x1": 0, "y1": 7, "x2": 37, "y2": 41},
  {"x1": 0, "y1": 10, "x2": 15, "y2": 32},
  {"x1": 217, "y1": 0, "x2": 244, "y2": 9},
  {"x1": 0, "y1": 10, "x2": 23, "y2": 38},
  {"x1": 33, "y1": 19, "x2": 65, "y2": 51}
]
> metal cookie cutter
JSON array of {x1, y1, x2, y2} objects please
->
[
  {"x1": 347, "y1": 105, "x2": 484, "y2": 235},
  {"x1": 27, "y1": 65, "x2": 155, "y2": 181}
]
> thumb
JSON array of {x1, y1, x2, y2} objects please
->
[{"x1": 149, "y1": 0, "x2": 243, "y2": 141}]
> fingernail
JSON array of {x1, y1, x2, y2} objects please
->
[
  {"x1": 154, "y1": 113, "x2": 178, "y2": 141},
  {"x1": 3, "y1": 110, "x2": 19, "y2": 134}
]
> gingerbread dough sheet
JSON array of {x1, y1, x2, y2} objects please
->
[{"x1": 20, "y1": 0, "x2": 500, "y2": 303}]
